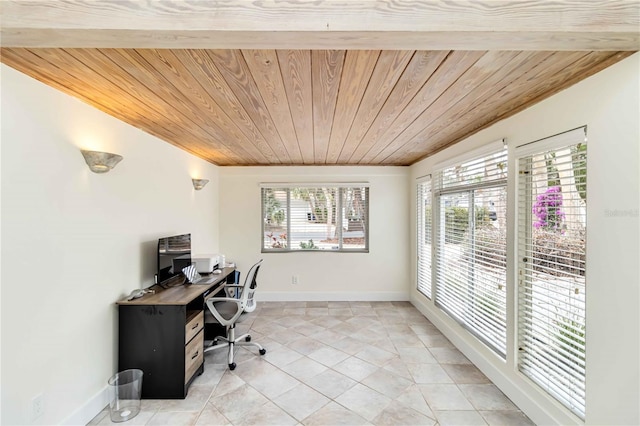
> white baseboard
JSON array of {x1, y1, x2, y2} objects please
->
[
  {"x1": 258, "y1": 291, "x2": 409, "y2": 302},
  {"x1": 61, "y1": 385, "x2": 108, "y2": 425}
]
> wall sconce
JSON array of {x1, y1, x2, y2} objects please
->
[
  {"x1": 81, "y1": 150, "x2": 123, "y2": 173},
  {"x1": 192, "y1": 179, "x2": 209, "y2": 190}
]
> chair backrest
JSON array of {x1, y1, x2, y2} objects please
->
[{"x1": 241, "y1": 259, "x2": 262, "y2": 313}]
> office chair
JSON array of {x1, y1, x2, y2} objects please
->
[{"x1": 203, "y1": 259, "x2": 266, "y2": 370}]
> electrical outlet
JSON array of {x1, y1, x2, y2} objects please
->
[
  {"x1": 292, "y1": 275, "x2": 299, "y2": 285},
  {"x1": 31, "y1": 393, "x2": 44, "y2": 420}
]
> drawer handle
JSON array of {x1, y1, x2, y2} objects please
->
[
  {"x1": 191, "y1": 322, "x2": 199, "y2": 330},
  {"x1": 191, "y1": 351, "x2": 199, "y2": 360}
]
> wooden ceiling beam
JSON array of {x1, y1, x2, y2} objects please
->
[{"x1": 2, "y1": 0, "x2": 638, "y2": 50}]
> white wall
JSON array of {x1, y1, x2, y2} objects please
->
[
  {"x1": 409, "y1": 53, "x2": 639, "y2": 425},
  {"x1": 219, "y1": 166, "x2": 410, "y2": 301},
  {"x1": 0, "y1": 64, "x2": 220, "y2": 425}
]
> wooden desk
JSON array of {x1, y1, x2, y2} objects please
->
[{"x1": 116, "y1": 267, "x2": 235, "y2": 399}]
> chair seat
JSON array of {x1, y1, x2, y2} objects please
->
[{"x1": 205, "y1": 300, "x2": 241, "y2": 323}]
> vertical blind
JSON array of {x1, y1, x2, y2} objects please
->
[
  {"x1": 417, "y1": 176, "x2": 433, "y2": 299},
  {"x1": 516, "y1": 128, "x2": 587, "y2": 419},
  {"x1": 434, "y1": 148, "x2": 509, "y2": 357},
  {"x1": 261, "y1": 185, "x2": 369, "y2": 252}
]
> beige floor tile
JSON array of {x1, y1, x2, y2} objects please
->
[
  {"x1": 303, "y1": 368, "x2": 358, "y2": 399},
  {"x1": 361, "y1": 368, "x2": 413, "y2": 398},
  {"x1": 157, "y1": 384, "x2": 213, "y2": 412},
  {"x1": 325, "y1": 335, "x2": 366, "y2": 355},
  {"x1": 262, "y1": 346, "x2": 303, "y2": 368},
  {"x1": 195, "y1": 402, "x2": 232, "y2": 425},
  {"x1": 419, "y1": 384, "x2": 474, "y2": 411},
  {"x1": 349, "y1": 301, "x2": 372, "y2": 307},
  {"x1": 309, "y1": 329, "x2": 345, "y2": 345},
  {"x1": 310, "y1": 316, "x2": 343, "y2": 328},
  {"x1": 193, "y1": 363, "x2": 227, "y2": 387},
  {"x1": 350, "y1": 307, "x2": 379, "y2": 316},
  {"x1": 435, "y1": 410, "x2": 488, "y2": 426},
  {"x1": 329, "y1": 307, "x2": 353, "y2": 316},
  {"x1": 306, "y1": 301, "x2": 328, "y2": 308},
  {"x1": 211, "y1": 371, "x2": 245, "y2": 398},
  {"x1": 280, "y1": 356, "x2": 328, "y2": 381},
  {"x1": 307, "y1": 345, "x2": 350, "y2": 367},
  {"x1": 407, "y1": 363, "x2": 455, "y2": 384},
  {"x1": 395, "y1": 384, "x2": 435, "y2": 418},
  {"x1": 442, "y1": 364, "x2": 491, "y2": 384},
  {"x1": 334, "y1": 383, "x2": 392, "y2": 421},
  {"x1": 397, "y1": 346, "x2": 438, "y2": 363},
  {"x1": 286, "y1": 336, "x2": 326, "y2": 355},
  {"x1": 269, "y1": 327, "x2": 306, "y2": 344},
  {"x1": 282, "y1": 307, "x2": 306, "y2": 316},
  {"x1": 429, "y1": 347, "x2": 472, "y2": 364},
  {"x1": 291, "y1": 322, "x2": 326, "y2": 337},
  {"x1": 237, "y1": 401, "x2": 298, "y2": 426},
  {"x1": 333, "y1": 356, "x2": 379, "y2": 381},
  {"x1": 418, "y1": 334, "x2": 454, "y2": 349},
  {"x1": 209, "y1": 384, "x2": 269, "y2": 422},
  {"x1": 328, "y1": 301, "x2": 351, "y2": 308},
  {"x1": 277, "y1": 316, "x2": 310, "y2": 328},
  {"x1": 146, "y1": 411, "x2": 200, "y2": 425},
  {"x1": 372, "y1": 403, "x2": 437, "y2": 426},
  {"x1": 459, "y1": 384, "x2": 519, "y2": 411},
  {"x1": 301, "y1": 401, "x2": 371, "y2": 426},
  {"x1": 272, "y1": 383, "x2": 331, "y2": 421},
  {"x1": 306, "y1": 307, "x2": 329, "y2": 316},
  {"x1": 353, "y1": 344, "x2": 398, "y2": 366},
  {"x1": 244, "y1": 366, "x2": 301, "y2": 400},
  {"x1": 381, "y1": 357, "x2": 414, "y2": 380},
  {"x1": 479, "y1": 410, "x2": 536, "y2": 425}
]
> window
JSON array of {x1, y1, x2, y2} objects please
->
[
  {"x1": 417, "y1": 176, "x2": 433, "y2": 298},
  {"x1": 433, "y1": 147, "x2": 508, "y2": 357},
  {"x1": 261, "y1": 184, "x2": 369, "y2": 252},
  {"x1": 516, "y1": 128, "x2": 587, "y2": 418}
]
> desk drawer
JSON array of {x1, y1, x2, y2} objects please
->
[
  {"x1": 185, "y1": 311, "x2": 204, "y2": 344},
  {"x1": 185, "y1": 329, "x2": 203, "y2": 383}
]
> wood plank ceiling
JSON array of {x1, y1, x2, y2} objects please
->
[
  {"x1": 1, "y1": 48, "x2": 633, "y2": 166},
  {"x1": 0, "y1": 48, "x2": 634, "y2": 166}
]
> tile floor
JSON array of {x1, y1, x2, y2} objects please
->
[{"x1": 89, "y1": 301, "x2": 535, "y2": 425}]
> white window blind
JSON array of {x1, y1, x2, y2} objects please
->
[
  {"x1": 417, "y1": 176, "x2": 433, "y2": 299},
  {"x1": 434, "y1": 148, "x2": 508, "y2": 357},
  {"x1": 516, "y1": 128, "x2": 587, "y2": 419},
  {"x1": 261, "y1": 185, "x2": 369, "y2": 252}
]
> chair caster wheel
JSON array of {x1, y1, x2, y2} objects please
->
[
  {"x1": 259, "y1": 349, "x2": 266, "y2": 355},
  {"x1": 229, "y1": 362, "x2": 236, "y2": 370},
  {"x1": 245, "y1": 336, "x2": 251, "y2": 342}
]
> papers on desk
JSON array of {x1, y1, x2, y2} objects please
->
[
  {"x1": 183, "y1": 264, "x2": 218, "y2": 285},
  {"x1": 182, "y1": 264, "x2": 201, "y2": 284}
]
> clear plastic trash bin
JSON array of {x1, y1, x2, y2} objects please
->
[{"x1": 108, "y1": 369, "x2": 143, "y2": 422}]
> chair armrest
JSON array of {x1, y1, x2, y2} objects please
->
[{"x1": 205, "y1": 296, "x2": 242, "y2": 304}]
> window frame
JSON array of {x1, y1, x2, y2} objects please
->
[
  {"x1": 260, "y1": 184, "x2": 369, "y2": 253},
  {"x1": 515, "y1": 127, "x2": 587, "y2": 419},
  {"x1": 417, "y1": 176, "x2": 433, "y2": 299},
  {"x1": 431, "y1": 146, "x2": 509, "y2": 358}
]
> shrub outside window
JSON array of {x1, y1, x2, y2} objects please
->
[{"x1": 261, "y1": 185, "x2": 369, "y2": 252}]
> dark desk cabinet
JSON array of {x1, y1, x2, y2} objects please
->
[
  {"x1": 116, "y1": 268, "x2": 233, "y2": 399},
  {"x1": 118, "y1": 305, "x2": 204, "y2": 399}
]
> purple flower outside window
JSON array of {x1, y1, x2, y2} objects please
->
[{"x1": 533, "y1": 186, "x2": 565, "y2": 231}]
